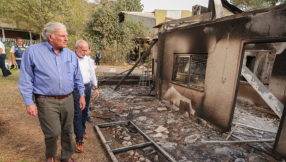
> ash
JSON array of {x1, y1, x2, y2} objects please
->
[{"x1": 89, "y1": 86, "x2": 280, "y2": 162}]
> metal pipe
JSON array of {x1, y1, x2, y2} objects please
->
[
  {"x1": 201, "y1": 139, "x2": 275, "y2": 144},
  {"x1": 234, "y1": 123, "x2": 277, "y2": 133},
  {"x1": 129, "y1": 121, "x2": 176, "y2": 162},
  {"x1": 226, "y1": 124, "x2": 238, "y2": 140},
  {"x1": 96, "y1": 121, "x2": 129, "y2": 128},
  {"x1": 95, "y1": 126, "x2": 118, "y2": 162},
  {"x1": 112, "y1": 142, "x2": 153, "y2": 154}
]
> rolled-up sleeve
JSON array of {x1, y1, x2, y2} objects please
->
[
  {"x1": 18, "y1": 47, "x2": 35, "y2": 106},
  {"x1": 74, "y1": 58, "x2": 85, "y2": 95}
]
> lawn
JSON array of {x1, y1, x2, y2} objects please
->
[{"x1": 0, "y1": 70, "x2": 110, "y2": 162}]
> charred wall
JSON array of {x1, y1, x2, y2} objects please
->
[
  {"x1": 157, "y1": 4, "x2": 286, "y2": 135},
  {"x1": 157, "y1": 4, "x2": 286, "y2": 158},
  {"x1": 270, "y1": 50, "x2": 286, "y2": 104}
]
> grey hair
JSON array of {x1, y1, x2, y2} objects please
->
[
  {"x1": 76, "y1": 40, "x2": 88, "y2": 47},
  {"x1": 41, "y1": 22, "x2": 66, "y2": 42}
]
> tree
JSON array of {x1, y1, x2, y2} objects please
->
[
  {"x1": 229, "y1": 0, "x2": 286, "y2": 11},
  {"x1": 86, "y1": 0, "x2": 149, "y2": 64},
  {"x1": 0, "y1": 0, "x2": 95, "y2": 50},
  {"x1": 115, "y1": 0, "x2": 144, "y2": 12}
]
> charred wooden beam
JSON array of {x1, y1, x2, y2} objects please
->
[
  {"x1": 114, "y1": 39, "x2": 158, "y2": 90},
  {"x1": 129, "y1": 121, "x2": 176, "y2": 162},
  {"x1": 241, "y1": 64, "x2": 284, "y2": 118},
  {"x1": 95, "y1": 121, "x2": 176, "y2": 162},
  {"x1": 95, "y1": 125, "x2": 118, "y2": 162}
]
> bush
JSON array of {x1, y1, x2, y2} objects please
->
[{"x1": 5, "y1": 46, "x2": 11, "y2": 61}]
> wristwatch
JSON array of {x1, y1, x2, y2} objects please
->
[{"x1": 81, "y1": 94, "x2": 86, "y2": 97}]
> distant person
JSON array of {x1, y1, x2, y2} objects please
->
[
  {"x1": 95, "y1": 50, "x2": 101, "y2": 67},
  {"x1": 18, "y1": 22, "x2": 85, "y2": 162},
  {"x1": 11, "y1": 37, "x2": 27, "y2": 69},
  {"x1": 0, "y1": 40, "x2": 12, "y2": 77},
  {"x1": 73, "y1": 40, "x2": 99, "y2": 153}
]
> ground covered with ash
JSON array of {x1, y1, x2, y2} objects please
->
[{"x1": 89, "y1": 86, "x2": 282, "y2": 162}]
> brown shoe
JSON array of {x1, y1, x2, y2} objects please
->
[
  {"x1": 83, "y1": 133, "x2": 89, "y2": 139},
  {"x1": 46, "y1": 157, "x2": 55, "y2": 162},
  {"x1": 75, "y1": 140, "x2": 84, "y2": 153},
  {"x1": 61, "y1": 158, "x2": 77, "y2": 162}
]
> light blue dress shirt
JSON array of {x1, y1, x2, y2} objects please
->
[{"x1": 19, "y1": 41, "x2": 85, "y2": 106}]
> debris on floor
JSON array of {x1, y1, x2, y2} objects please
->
[{"x1": 90, "y1": 86, "x2": 281, "y2": 162}]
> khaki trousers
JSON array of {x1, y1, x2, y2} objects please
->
[{"x1": 36, "y1": 94, "x2": 74, "y2": 160}]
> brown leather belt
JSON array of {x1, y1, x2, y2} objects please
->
[
  {"x1": 84, "y1": 84, "x2": 89, "y2": 87},
  {"x1": 35, "y1": 92, "x2": 72, "y2": 99}
]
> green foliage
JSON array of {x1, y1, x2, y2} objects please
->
[
  {"x1": 5, "y1": 47, "x2": 11, "y2": 61},
  {"x1": 86, "y1": 0, "x2": 149, "y2": 64},
  {"x1": 229, "y1": 0, "x2": 286, "y2": 11},
  {"x1": 0, "y1": 0, "x2": 147, "y2": 64},
  {"x1": 0, "y1": 0, "x2": 95, "y2": 49},
  {"x1": 18, "y1": 158, "x2": 28, "y2": 162},
  {"x1": 115, "y1": 0, "x2": 144, "y2": 12}
]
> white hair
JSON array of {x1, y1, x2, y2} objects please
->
[
  {"x1": 76, "y1": 40, "x2": 88, "y2": 47},
  {"x1": 41, "y1": 22, "x2": 67, "y2": 42}
]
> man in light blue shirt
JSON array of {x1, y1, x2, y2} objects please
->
[{"x1": 19, "y1": 22, "x2": 85, "y2": 162}]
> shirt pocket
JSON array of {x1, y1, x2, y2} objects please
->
[{"x1": 65, "y1": 61, "x2": 76, "y2": 80}]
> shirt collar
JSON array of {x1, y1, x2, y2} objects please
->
[
  {"x1": 45, "y1": 41, "x2": 64, "y2": 54},
  {"x1": 74, "y1": 51, "x2": 87, "y2": 60}
]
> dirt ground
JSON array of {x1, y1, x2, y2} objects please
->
[
  {"x1": 0, "y1": 70, "x2": 111, "y2": 162},
  {"x1": 0, "y1": 70, "x2": 283, "y2": 162}
]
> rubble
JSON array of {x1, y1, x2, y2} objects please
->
[
  {"x1": 91, "y1": 86, "x2": 281, "y2": 162},
  {"x1": 157, "y1": 107, "x2": 168, "y2": 111},
  {"x1": 155, "y1": 126, "x2": 167, "y2": 133},
  {"x1": 184, "y1": 134, "x2": 200, "y2": 144}
]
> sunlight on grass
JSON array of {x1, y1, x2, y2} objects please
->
[
  {"x1": 0, "y1": 70, "x2": 20, "y2": 85},
  {"x1": 0, "y1": 70, "x2": 24, "y2": 114}
]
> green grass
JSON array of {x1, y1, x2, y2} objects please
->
[
  {"x1": 4, "y1": 46, "x2": 12, "y2": 61},
  {"x1": 97, "y1": 72, "x2": 103, "y2": 76},
  {"x1": 0, "y1": 69, "x2": 20, "y2": 83},
  {"x1": 0, "y1": 70, "x2": 22, "y2": 112},
  {"x1": 18, "y1": 158, "x2": 29, "y2": 162}
]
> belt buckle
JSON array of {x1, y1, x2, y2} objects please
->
[{"x1": 55, "y1": 96, "x2": 58, "y2": 99}]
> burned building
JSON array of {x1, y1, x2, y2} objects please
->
[{"x1": 153, "y1": 0, "x2": 286, "y2": 158}]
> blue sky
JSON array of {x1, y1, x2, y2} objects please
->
[{"x1": 141, "y1": 0, "x2": 210, "y2": 12}]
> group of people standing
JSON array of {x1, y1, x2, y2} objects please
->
[
  {"x1": 0, "y1": 37, "x2": 27, "y2": 77},
  {"x1": 16, "y1": 22, "x2": 100, "y2": 162}
]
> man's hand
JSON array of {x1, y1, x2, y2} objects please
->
[
  {"x1": 12, "y1": 60, "x2": 15, "y2": 65},
  {"x1": 79, "y1": 95, "x2": 86, "y2": 111},
  {"x1": 94, "y1": 89, "x2": 100, "y2": 98},
  {"x1": 26, "y1": 104, "x2": 38, "y2": 117}
]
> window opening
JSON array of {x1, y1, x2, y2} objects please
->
[{"x1": 173, "y1": 54, "x2": 207, "y2": 90}]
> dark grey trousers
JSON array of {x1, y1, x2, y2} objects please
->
[{"x1": 36, "y1": 94, "x2": 74, "y2": 160}]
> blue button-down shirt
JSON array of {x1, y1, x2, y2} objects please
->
[{"x1": 19, "y1": 41, "x2": 85, "y2": 106}]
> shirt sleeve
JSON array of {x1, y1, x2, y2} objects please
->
[
  {"x1": 0, "y1": 42, "x2": 4, "y2": 53},
  {"x1": 18, "y1": 47, "x2": 35, "y2": 106},
  {"x1": 10, "y1": 45, "x2": 15, "y2": 53},
  {"x1": 73, "y1": 57, "x2": 85, "y2": 95},
  {"x1": 89, "y1": 58, "x2": 98, "y2": 87}
]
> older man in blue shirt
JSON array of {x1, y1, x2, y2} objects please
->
[{"x1": 19, "y1": 22, "x2": 85, "y2": 162}]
